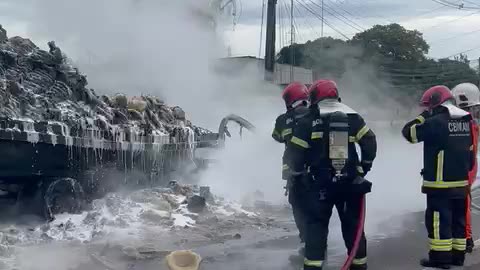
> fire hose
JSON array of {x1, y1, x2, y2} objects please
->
[{"x1": 341, "y1": 194, "x2": 366, "y2": 270}]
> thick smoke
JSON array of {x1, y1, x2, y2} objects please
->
[
  {"x1": 1, "y1": 0, "x2": 288, "y2": 202},
  {"x1": 2, "y1": 0, "x2": 425, "y2": 239}
]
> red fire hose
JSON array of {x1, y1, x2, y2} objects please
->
[{"x1": 340, "y1": 195, "x2": 366, "y2": 270}]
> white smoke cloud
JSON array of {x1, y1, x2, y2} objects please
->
[{"x1": 0, "y1": 0, "x2": 427, "y2": 242}]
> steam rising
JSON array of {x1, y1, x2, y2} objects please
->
[{"x1": 2, "y1": 0, "x2": 425, "y2": 242}]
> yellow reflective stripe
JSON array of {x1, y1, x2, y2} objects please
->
[
  {"x1": 416, "y1": 116, "x2": 426, "y2": 124},
  {"x1": 304, "y1": 259, "x2": 323, "y2": 267},
  {"x1": 453, "y1": 238, "x2": 467, "y2": 245},
  {"x1": 355, "y1": 126, "x2": 370, "y2": 141},
  {"x1": 453, "y1": 244, "x2": 466, "y2": 251},
  {"x1": 273, "y1": 129, "x2": 281, "y2": 137},
  {"x1": 410, "y1": 124, "x2": 418, "y2": 143},
  {"x1": 453, "y1": 238, "x2": 467, "y2": 251},
  {"x1": 434, "y1": 211, "x2": 440, "y2": 241},
  {"x1": 357, "y1": 166, "x2": 364, "y2": 174},
  {"x1": 422, "y1": 150, "x2": 468, "y2": 189},
  {"x1": 281, "y1": 128, "x2": 292, "y2": 138},
  {"x1": 311, "y1": 132, "x2": 323, "y2": 139},
  {"x1": 282, "y1": 164, "x2": 289, "y2": 171},
  {"x1": 429, "y1": 239, "x2": 452, "y2": 245},
  {"x1": 431, "y1": 245, "x2": 453, "y2": 251},
  {"x1": 349, "y1": 136, "x2": 356, "y2": 143},
  {"x1": 352, "y1": 257, "x2": 367, "y2": 265},
  {"x1": 291, "y1": 136, "x2": 310, "y2": 149},
  {"x1": 436, "y1": 151, "x2": 444, "y2": 182},
  {"x1": 423, "y1": 180, "x2": 468, "y2": 188}
]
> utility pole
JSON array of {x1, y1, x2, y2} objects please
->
[
  {"x1": 321, "y1": 0, "x2": 324, "y2": 39},
  {"x1": 258, "y1": 0, "x2": 266, "y2": 58},
  {"x1": 264, "y1": 0, "x2": 277, "y2": 81},
  {"x1": 290, "y1": 0, "x2": 294, "y2": 82}
]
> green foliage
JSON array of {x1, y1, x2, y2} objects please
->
[
  {"x1": 276, "y1": 23, "x2": 479, "y2": 100},
  {"x1": 350, "y1": 23, "x2": 430, "y2": 62}
]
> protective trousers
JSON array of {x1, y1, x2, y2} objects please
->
[
  {"x1": 289, "y1": 182, "x2": 306, "y2": 243},
  {"x1": 302, "y1": 184, "x2": 367, "y2": 270},
  {"x1": 425, "y1": 195, "x2": 466, "y2": 265}
]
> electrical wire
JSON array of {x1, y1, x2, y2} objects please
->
[
  {"x1": 324, "y1": 0, "x2": 368, "y2": 27},
  {"x1": 446, "y1": 44, "x2": 480, "y2": 58},
  {"x1": 432, "y1": 0, "x2": 480, "y2": 10},
  {"x1": 420, "y1": 9, "x2": 480, "y2": 31},
  {"x1": 293, "y1": 1, "x2": 321, "y2": 38},
  {"x1": 316, "y1": 0, "x2": 366, "y2": 30},
  {"x1": 429, "y1": 27, "x2": 480, "y2": 44},
  {"x1": 305, "y1": 0, "x2": 363, "y2": 32},
  {"x1": 296, "y1": 0, "x2": 350, "y2": 39}
]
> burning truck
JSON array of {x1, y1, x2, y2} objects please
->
[{"x1": 0, "y1": 26, "x2": 254, "y2": 220}]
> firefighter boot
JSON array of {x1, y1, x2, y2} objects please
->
[
  {"x1": 466, "y1": 238, "x2": 474, "y2": 253},
  {"x1": 451, "y1": 250, "x2": 465, "y2": 266},
  {"x1": 419, "y1": 259, "x2": 450, "y2": 269}
]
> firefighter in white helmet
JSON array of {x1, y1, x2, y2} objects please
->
[{"x1": 451, "y1": 82, "x2": 480, "y2": 253}]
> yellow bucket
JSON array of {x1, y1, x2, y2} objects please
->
[{"x1": 165, "y1": 250, "x2": 202, "y2": 270}]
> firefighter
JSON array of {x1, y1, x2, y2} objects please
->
[
  {"x1": 451, "y1": 82, "x2": 480, "y2": 253},
  {"x1": 285, "y1": 80, "x2": 377, "y2": 270},
  {"x1": 272, "y1": 81, "x2": 310, "y2": 248},
  {"x1": 402, "y1": 85, "x2": 475, "y2": 269}
]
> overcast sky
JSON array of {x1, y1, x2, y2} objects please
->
[
  {"x1": 2, "y1": 0, "x2": 480, "y2": 63},
  {"x1": 222, "y1": 0, "x2": 480, "y2": 64}
]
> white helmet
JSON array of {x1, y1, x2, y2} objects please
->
[{"x1": 451, "y1": 83, "x2": 480, "y2": 108}]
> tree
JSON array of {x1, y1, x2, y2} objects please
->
[
  {"x1": 277, "y1": 37, "x2": 358, "y2": 77},
  {"x1": 276, "y1": 23, "x2": 479, "y2": 102},
  {"x1": 350, "y1": 23, "x2": 430, "y2": 62}
]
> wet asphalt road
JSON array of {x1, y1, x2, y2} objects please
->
[
  {"x1": 7, "y1": 202, "x2": 480, "y2": 270},
  {"x1": 59, "y1": 209, "x2": 479, "y2": 270}
]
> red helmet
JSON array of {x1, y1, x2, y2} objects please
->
[
  {"x1": 420, "y1": 85, "x2": 454, "y2": 109},
  {"x1": 282, "y1": 82, "x2": 308, "y2": 108},
  {"x1": 308, "y1": 79, "x2": 339, "y2": 104}
]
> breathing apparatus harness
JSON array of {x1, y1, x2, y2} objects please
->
[{"x1": 324, "y1": 109, "x2": 371, "y2": 270}]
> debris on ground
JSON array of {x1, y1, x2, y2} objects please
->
[{"x1": 165, "y1": 250, "x2": 202, "y2": 270}]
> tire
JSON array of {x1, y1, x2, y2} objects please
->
[
  {"x1": 43, "y1": 178, "x2": 85, "y2": 221},
  {"x1": 471, "y1": 185, "x2": 480, "y2": 211}
]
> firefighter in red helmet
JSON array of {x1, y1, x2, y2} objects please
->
[
  {"x1": 285, "y1": 79, "x2": 377, "y2": 270},
  {"x1": 272, "y1": 81, "x2": 310, "y2": 252},
  {"x1": 402, "y1": 85, "x2": 475, "y2": 269}
]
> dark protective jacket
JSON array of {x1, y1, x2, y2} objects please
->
[
  {"x1": 272, "y1": 106, "x2": 310, "y2": 179},
  {"x1": 285, "y1": 100, "x2": 377, "y2": 185},
  {"x1": 402, "y1": 103, "x2": 475, "y2": 198}
]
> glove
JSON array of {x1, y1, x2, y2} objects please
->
[{"x1": 361, "y1": 160, "x2": 373, "y2": 176}]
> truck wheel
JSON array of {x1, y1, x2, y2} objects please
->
[{"x1": 44, "y1": 178, "x2": 85, "y2": 221}]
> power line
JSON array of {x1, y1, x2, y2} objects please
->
[
  {"x1": 338, "y1": 0, "x2": 394, "y2": 24},
  {"x1": 420, "y1": 9, "x2": 480, "y2": 31},
  {"x1": 296, "y1": 0, "x2": 350, "y2": 39},
  {"x1": 432, "y1": 0, "x2": 480, "y2": 10},
  {"x1": 293, "y1": 1, "x2": 321, "y2": 38},
  {"x1": 429, "y1": 27, "x2": 480, "y2": 44},
  {"x1": 305, "y1": 0, "x2": 363, "y2": 32},
  {"x1": 446, "y1": 44, "x2": 480, "y2": 58},
  {"x1": 318, "y1": 0, "x2": 366, "y2": 30}
]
